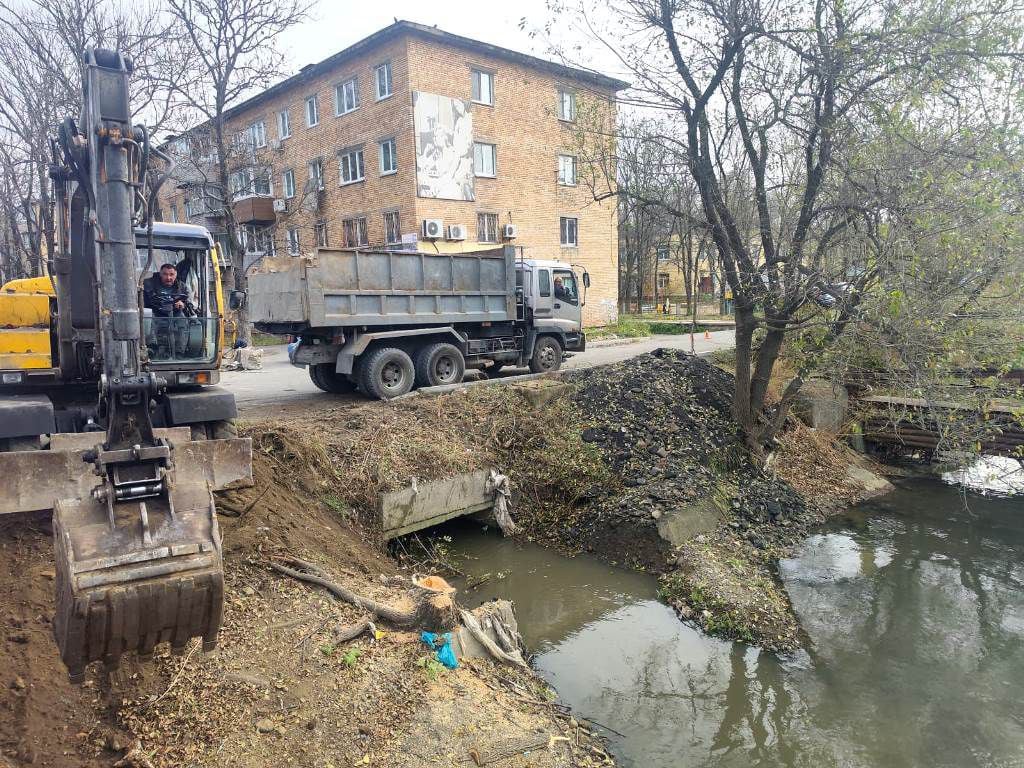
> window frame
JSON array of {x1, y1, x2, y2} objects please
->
[
  {"x1": 473, "y1": 142, "x2": 496, "y2": 178},
  {"x1": 383, "y1": 210, "x2": 401, "y2": 244},
  {"x1": 559, "y1": 216, "x2": 578, "y2": 247},
  {"x1": 477, "y1": 212, "x2": 498, "y2": 243},
  {"x1": 375, "y1": 61, "x2": 393, "y2": 100},
  {"x1": 308, "y1": 158, "x2": 324, "y2": 191},
  {"x1": 287, "y1": 227, "x2": 300, "y2": 256},
  {"x1": 314, "y1": 220, "x2": 328, "y2": 248},
  {"x1": 250, "y1": 121, "x2": 267, "y2": 149},
  {"x1": 378, "y1": 137, "x2": 398, "y2": 176},
  {"x1": 282, "y1": 168, "x2": 296, "y2": 199},
  {"x1": 471, "y1": 68, "x2": 494, "y2": 106},
  {"x1": 339, "y1": 147, "x2": 366, "y2": 185},
  {"x1": 553, "y1": 268, "x2": 580, "y2": 306},
  {"x1": 538, "y1": 269, "x2": 551, "y2": 298},
  {"x1": 305, "y1": 95, "x2": 319, "y2": 127},
  {"x1": 558, "y1": 88, "x2": 576, "y2": 122},
  {"x1": 342, "y1": 216, "x2": 369, "y2": 248},
  {"x1": 557, "y1": 154, "x2": 578, "y2": 186},
  {"x1": 277, "y1": 109, "x2": 291, "y2": 139},
  {"x1": 334, "y1": 76, "x2": 360, "y2": 116}
]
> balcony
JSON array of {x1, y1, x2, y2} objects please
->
[{"x1": 232, "y1": 195, "x2": 275, "y2": 224}]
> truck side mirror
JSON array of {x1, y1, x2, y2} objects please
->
[
  {"x1": 583, "y1": 272, "x2": 591, "y2": 289},
  {"x1": 229, "y1": 290, "x2": 246, "y2": 311}
]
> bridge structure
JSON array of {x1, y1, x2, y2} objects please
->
[{"x1": 859, "y1": 394, "x2": 1024, "y2": 458}]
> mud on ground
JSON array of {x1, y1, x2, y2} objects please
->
[{"x1": 0, "y1": 430, "x2": 611, "y2": 768}]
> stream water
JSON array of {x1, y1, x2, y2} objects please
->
[{"x1": 448, "y1": 475, "x2": 1024, "y2": 768}]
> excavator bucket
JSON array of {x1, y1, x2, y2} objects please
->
[{"x1": 0, "y1": 428, "x2": 252, "y2": 682}]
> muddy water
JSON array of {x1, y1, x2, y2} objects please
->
[{"x1": 448, "y1": 479, "x2": 1024, "y2": 768}]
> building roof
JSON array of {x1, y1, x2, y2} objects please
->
[{"x1": 221, "y1": 20, "x2": 629, "y2": 123}]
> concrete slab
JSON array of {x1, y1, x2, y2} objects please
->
[{"x1": 378, "y1": 469, "x2": 495, "y2": 539}]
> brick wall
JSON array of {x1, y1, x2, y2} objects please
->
[{"x1": 160, "y1": 27, "x2": 620, "y2": 326}]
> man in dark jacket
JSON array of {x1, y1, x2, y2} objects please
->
[{"x1": 143, "y1": 263, "x2": 191, "y2": 317}]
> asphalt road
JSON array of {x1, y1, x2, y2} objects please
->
[{"x1": 224, "y1": 330, "x2": 736, "y2": 414}]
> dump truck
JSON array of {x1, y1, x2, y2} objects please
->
[
  {"x1": 244, "y1": 246, "x2": 590, "y2": 399},
  {"x1": 0, "y1": 50, "x2": 251, "y2": 681}
]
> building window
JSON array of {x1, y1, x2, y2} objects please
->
[
  {"x1": 557, "y1": 154, "x2": 577, "y2": 186},
  {"x1": 241, "y1": 225, "x2": 273, "y2": 255},
  {"x1": 379, "y1": 138, "x2": 397, "y2": 175},
  {"x1": 560, "y1": 216, "x2": 578, "y2": 247},
  {"x1": 657, "y1": 273, "x2": 670, "y2": 290},
  {"x1": 287, "y1": 227, "x2": 300, "y2": 255},
  {"x1": 558, "y1": 88, "x2": 576, "y2": 122},
  {"x1": 656, "y1": 245, "x2": 670, "y2": 262},
  {"x1": 282, "y1": 169, "x2": 296, "y2": 199},
  {"x1": 229, "y1": 168, "x2": 271, "y2": 198},
  {"x1": 169, "y1": 204, "x2": 178, "y2": 223},
  {"x1": 184, "y1": 189, "x2": 204, "y2": 217},
  {"x1": 251, "y1": 121, "x2": 266, "y2": 148},
  {"x1": 335, "y1": 77, "x2": 359, "y2": 116},
  {"x1": 278, "y1": 109, "x2": 291, "y2": 139},
  {"x1": 305, "y1": 95, "x2": 319, "y2": 127},
  {"x1": 472, "y1": 69, "x2": 494, "y2": 105},
  {"x1": 308, "y1": 158, "x2": 324, "y2": 191},
  {"x1": 474, "y1": 142, "x2": 496, "y2": 178},
  {"x1": 375, "y1": 62, "x2": 392, "y2": 100},
  {"x1": 383, "y1": 211, "x2": 401, "y2": 244},
  {"x1": 314, "y1": 220, "x2": 328, "y2": 248},
  {"x1": 477, "y1": 212, "x2": 498, "y2": 243},
  {"x1": 339, "y1": 148, "x2": 365, "y2": 185},
  {"x1": 343, "y1": 217, "x2": 368, "y2": 247}
]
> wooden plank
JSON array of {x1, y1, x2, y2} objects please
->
[{"x1": 378, "y1": 469, "x2": 494, "y2": 540}]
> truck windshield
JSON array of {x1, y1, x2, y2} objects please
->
[
  {"x1": 553, "y1": 269, "x2": 579, "y2": 305},
  {"x1": 135, "y1": 246, "x2": 217, "y2": 365}
]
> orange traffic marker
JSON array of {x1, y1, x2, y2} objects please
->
[{"x1": 704, "y1": 329, "x2": 711, "y2": 340}]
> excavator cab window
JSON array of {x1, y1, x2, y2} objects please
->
[{"x1": 136, "y1": 245, "x2": 218, "y2": 364}]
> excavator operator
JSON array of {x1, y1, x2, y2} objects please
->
[{"x1": 143, "y1": 263, "x2": 192, "y2": 318}]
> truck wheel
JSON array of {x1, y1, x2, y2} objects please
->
[
  {"x1": 309, "y1": 362, "x2": 357, "y2": 394},
  {"x1": 190, "y1": 420, "x2": 238, "y2": 440},
  {"x1": 359, "y1": 347, "x2": 415, "y2": 399},
  {"x1": 414, "y1": 343, "x2": 465, "y2": 387},
  {"x1": 529, "y1": 336, "x2": 563, "y2": 373}
]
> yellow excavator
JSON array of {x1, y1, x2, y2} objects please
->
[{"x1": 0, "y1": 50, "x2": 252, "y2": 681}]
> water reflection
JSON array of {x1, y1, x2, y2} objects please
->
[{"x1": 447, "y1": 480, "x2": 1024, "y2": 767}]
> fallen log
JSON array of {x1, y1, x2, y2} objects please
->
[{"x1": 268, "y1": 557, "x2": 459, "y2": 632}]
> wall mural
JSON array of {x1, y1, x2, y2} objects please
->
[{"x1": 413, "y1": 91, "x2": 474, "y2": 201}]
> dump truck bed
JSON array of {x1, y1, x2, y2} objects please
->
[{"x1": 249, "y1": 246, "x2": 516, "y2": 331}]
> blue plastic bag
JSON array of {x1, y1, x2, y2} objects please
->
[{"x1": 420, "y1": 631, "x2": 458, "y2": 670}]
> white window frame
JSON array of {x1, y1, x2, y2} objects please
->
[
  {"x1": 229, "y1": 167, "x2": 271, "y2": 199},
  {"x1": 471, "y1": 69, "x2": 494, "y2": 106},
  {"x1": 282, "y1": 168, "x2": 296, "y2": 199},
  {"x1": 375, "y1": 62, "x2": 393, "y2": 100},
  {"x1": 473, "y1": 142, "x2": 496, "y2": 178},
  {"x1": 557, "y1": 154, "x2": 577, "y2": 186},
  {"x1": 308, "y1": 158, "x2": 324, "y2": 191},
  {"x1": 379, "y1": 138, "x2": 397, "y2": 176},
  {"x1": 339, "y1": 147, "x2": 365, "y2": 185},
  {"x1": 287, "y1": 227, "x2": 300, "y2": 256},
  {"x1": 169, "y1": 203, "x2": 178, "y2": 223},
  {"x1": 250, "y1": 121, "x2": 266, "y2": 149},
  {"x1": 657, "y1": 272, "x2": 670, "y2": 290},
  {"x1": 335, "y1": 76, "x2": 359, "y2": 116},
  {"x1": 477, "y1": 212, "x2": 498, "y2": 243},
  {"x1": 305, "y1": 95, "x2": 319, "y2": 127},
  {"x1": 242, "y1": 224, "x2": 274, "y2": 256},
  {"x1": 184, "y1": 190, "x2": 204, "y2": 217},
  {"x1": 343, "y1": 217, "x2": 368, "y2": 248},
  {"x1": 383, "y1": 211, "x2": 401, "y2": 244},
  {"x1": 558, "y1": 88, "x2": 576, "y2": 122},
  {"x1": 560, "y1": 216, "x2": 578, "y2": 247},
  {"x1": 277, "y1": 109, "x2": 291, "y2": 139}
]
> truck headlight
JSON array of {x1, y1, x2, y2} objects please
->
[
  {"x1": 2, "y1": 372, "x2": 22, "y2": 384},
  {"x1": 177, "y1": 371, "x2": 217, "y2": 385}
]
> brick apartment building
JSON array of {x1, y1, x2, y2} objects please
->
[{"x1": 160, "y1": 20, "x2": 627, "y2": 325}]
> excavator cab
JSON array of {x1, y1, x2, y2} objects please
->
[{"x1": 0, "y1": 50, "x2": 251, "y2": 682}]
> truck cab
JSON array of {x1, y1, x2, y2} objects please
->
[{"x1": 516, "y1": 258, "x2": 588, "y2": 352}]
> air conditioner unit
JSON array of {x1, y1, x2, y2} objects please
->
[
  {"x1": 272, "y1": 198, "x2": 287, "y2": 213},
  {"x1": 446, "y1": 224, "x2": 467, "y2": 241},
  {"x1": 268, "y1": 138, "x2": 283, "y2": 152},
  {"x1": 421, "y1": 218, "x2": 444, "y2": 239},
  {"x1": 501, "y1": 223, "x2": 518, "y2": 240}
]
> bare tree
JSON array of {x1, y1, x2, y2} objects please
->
[
  {"x1": 557, "y1": 0, "x2": 1024, "y2": 458},
  {"x1": 166, "y1": 0, "x2": 310, "y2": 344}
]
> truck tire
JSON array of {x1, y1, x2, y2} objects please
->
[
  {"x1": 529, "y1": 336, "x2": 563, "y2": 373},
  {"x1": 414, "y1": 342, "x2": 465, "y2": 387},
  {"x1": 309, "y1": 362, "x2": 357, "y2": 394},
  {"x1": 190, "y1": 420, "x2": 239, "y2": 440},
  {"x1": 359, "y1": 346, "x2": 415, "y2": 399}
]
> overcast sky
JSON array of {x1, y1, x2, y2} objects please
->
[{"x1": 277, "y1": 0, "x2": 626, "y2": 84}]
